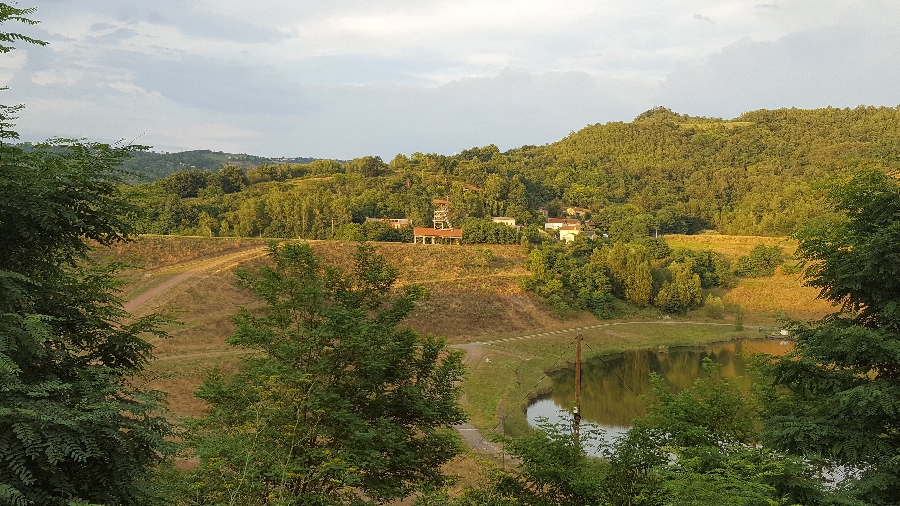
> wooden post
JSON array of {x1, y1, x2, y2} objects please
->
[{"x1": 574, "y1": 333, "x2": 582, "y2": 450}]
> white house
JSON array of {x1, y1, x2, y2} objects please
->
[
  {"x1": 544, "y1": 218, "x2": 581, "y2": 230},
  {"x1": 558, "y1": 225, "x2": 597, "y2": 243},
  {"x1": 491, "y1": 216, "x2": 517, "y2": 228}
]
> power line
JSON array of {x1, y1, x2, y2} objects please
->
[
  {"x1": 582, "y1": 339, "x2": 639, "y2": 396},
  {"x1": 478, "y1": 336, "x2": 579, "y2": 443}
]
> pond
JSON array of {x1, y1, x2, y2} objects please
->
[{"x1": 526, "y1": 338, "x2": 792, "y2": 443}]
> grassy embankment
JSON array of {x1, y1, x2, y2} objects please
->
[
  {"x1": 465, "y1": 233, "x2": 834, "y2": 436},
  {"x1": 101, "y1": 235, "x2": 833, "y2": 429},
  {"x1": 104, "y1": 238, "x2": 550, "y2": 416}
]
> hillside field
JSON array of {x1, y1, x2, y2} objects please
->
[{"x1": 103, "y1": 235, "x2": 833, "y2": 423}]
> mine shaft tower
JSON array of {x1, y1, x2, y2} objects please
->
[{"x1": 432, "y1": 199, "x2": 451, "y2": 230}]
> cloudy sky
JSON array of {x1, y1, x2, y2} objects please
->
[{"x1": 3, "y1": 0, "x2": 899, "y2": 159}]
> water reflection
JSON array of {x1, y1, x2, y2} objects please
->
[{"x1": 527, "y1": 339, "x2": 792, "y2": 431}]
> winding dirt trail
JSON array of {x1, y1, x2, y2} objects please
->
[
  {"x1": 123, "y1": 246, "x2": 268, "y2": 313},
  {"x1": 474, "y1": 320, "x2": 745, "y2": 346},
  {"x1": 123, "y1": 245, "x2": 521, "y2": 457}
]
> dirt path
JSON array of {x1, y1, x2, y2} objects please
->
[
  {"x1": 453, "y1": 423, "x2": 508, "y2": 457},
  {"x1": 154, "y1": 349, "x2": 255, "y2": 362},
  {"x1": 473, "y1": 320, "x2": 757, "y2": 346},
  {"x1": 124, "y1": 245, "x2": 516, "y2": 459},
  {"x1": 123, "y1": 246, "x2": 268, "y2": 313}
]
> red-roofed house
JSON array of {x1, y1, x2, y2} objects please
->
[{"x1": 413, "y1": 227, "x2": 462, "y2": 244}]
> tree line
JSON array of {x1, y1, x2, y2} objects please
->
[
  {"x1": 119, "y1": 149, "x2": 317, "y2": 182},
  {"x1": 520, "y1": 236, "x2": 782, "y2": 317}
]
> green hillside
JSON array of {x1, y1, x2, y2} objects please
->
[{"x1": 126, "y1": 106, "x2": 900, "y2": 238}]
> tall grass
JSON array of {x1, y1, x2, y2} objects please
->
[{"x1": 92, "y1": 236, "x2": 268, "y2": 271}]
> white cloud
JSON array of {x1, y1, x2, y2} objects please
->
[
  {"x1": 2, "y1": 0, "x2": 898, "y2": 158},
  {"x1": 31, "y1": 69, "x2": 84, "y2": 86},
  {"x1": 656, "y1": 23, "x2": 900, "y2": 116},
  {"x1": 0, "y1": 51, "x2": 28, "y2": 86}
]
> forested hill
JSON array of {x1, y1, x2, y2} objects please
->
[
  {"x1": 127, "y1": 106, "x2": 900, "y2": 238},
  {"x1": 119, "y1": 149, "x2": 319, "y2": 181}
]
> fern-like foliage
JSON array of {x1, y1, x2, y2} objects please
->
[{"x1": 0, "y1": 139, "x2": 174, "y2": 505}]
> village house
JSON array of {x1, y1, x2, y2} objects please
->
[
  {"x1": 558, "y1": 225, "x2": 597, "y2": 244},
  {"x1": 544, "y1": 217, "x2": 581, "y2": 230},
  {"x1": 491, "y1": 216, "x2": 517, "y2": 228}
]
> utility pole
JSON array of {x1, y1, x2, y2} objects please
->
[{"x1": 574, "y1": 333, "x2": 582, "y2": 450}]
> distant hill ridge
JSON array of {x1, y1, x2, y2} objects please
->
[{"x1": 120, "y1": 149, "x2": 321, "y2": 181}]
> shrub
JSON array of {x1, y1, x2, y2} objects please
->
[
  {"x1": 705, "y1": 294, "x2": 725, "y2": 319},
  {"x1": 733, "y1": 244, "x2": 782, "y2": 277}
]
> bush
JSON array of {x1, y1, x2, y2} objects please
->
[
  {"x1": 705, "y1": 294, "x2": 725, "y2": 319},
  {"x1": 361, "y1": 220, "x2": 408, "y2": 242},
  {"x1": 335, "y1": 222, "x2": 364, "y2": 241},
  {"x1": 669, "y1": 248, "x2": 731, "y2": 288},
  {"x1": 733, "y1": 244, "x2": 782, "y2": 277},
  {"x1": 654, "y1": 260, "x2": 702, "y2": 314},
  {"x1": 780, "y1": 260, "x2": 803, "y2": 275}
]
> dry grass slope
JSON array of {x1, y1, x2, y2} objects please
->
[
  {"x1": 667, "y1": 233, "x2": 832, "y2": 320},
  {"x1": 95, "y1": 234, "x2": 840, "y2": 499},
  {"x1": 102, "y1": 234, "x2": 835, "y2": 422}
]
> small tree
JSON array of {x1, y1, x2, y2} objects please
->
[
  {"x1": 654, "y1": 259, "x2": 702, "y2": 314},
  {"x1": 184, "y1": 243, "x2": 466, "y2": 505},
  {"x1": 761, "y1": 171, "x2": 900, "y2": 504},
  {"x1": 732, "y1": 244, "x2": 782, "y2": 277},
  {"x1": 334, "y1": 222, "x2": 364, "y2": 241},
  {"x1": 704, "y1": 294, "x2": 725, "y2": 319}
]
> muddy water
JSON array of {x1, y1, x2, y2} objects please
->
[{"x1": 527, "y1": 339, "x2": 792, "y2": 438}]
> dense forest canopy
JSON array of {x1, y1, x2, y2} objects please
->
[{"x1": 125, "y1": 106, "x2": 900, "y2": 240}]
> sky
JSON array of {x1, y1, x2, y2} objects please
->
[{"x1": 2, "y1": 0, "x2": 899, "y2": 159}]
